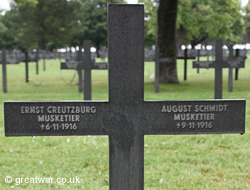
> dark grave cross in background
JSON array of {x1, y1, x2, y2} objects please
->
[
  {"x1": 98, "y1": 47, "x2": 108, "y2": 61},
  {"x1": 1, "y1": 49, "x2": 41, "y2": 84},
  {"x1": 42, "y1": 50, "x2": 46, "y2": 71},
  {"x1": 226, "y1": 50, "x2": 246, "y2": 92},
  {"x1": 145, "y1": 48, "x2": 195, "y2": 92},
  {"x1": 28, "y1": 49, "x2": 40, "y2": 75},
  {"x1": 154, "y1": 49, "x2": 196, "y2": 92},
  {"x1": 177, "y1": 48, "x2": 196, "y2": 80},
  {"x1": 234, "y1": 49, "x2": 247, "y2": 81},
  {"x1": 61, "y1": 47, "x2": 84, "y2": 93},
  {"x1": 23, "y1": 50, "x2": 40, "y2": 83},
  {"x1": 5, "y1": 50, "x2": 21, "y2": 64},
  {"x1": 4, "y1": 5, "x2": 246, "y2": 190},
  {"x1": 61, "y1": 40, "x2": 108, "y2": 100},
  {"x1": 1, "y1": 49, "x2": 7, "y2": 93},
  {"x1": 35, "y1": 50, "x2": 39, "y2": 75},
  {"x1": 196, "y1": 49, "x2": 201, "y2": 74},
  {"x1": 228, "y1": 46, "x2": 234, "y2": 92},
  {"x1": 193, "y1": 40, "x2": 245, "y2": 99},
  {"x1": 196, "y1": 49, "x2": 211, "y2": 74},
  {"x1": 226, "y1": 47, "x2": 247, "y2": 92},
  {"x1": 24, "y1": 51, "x2": 29, "y2": 83},
  {"x1": 235, "y1": 49, "x2": 240, "y2": 80},
  {"x1": 1, "y1": 49, "x2": 21, "y2": 93},
  {"x1": 61, "y1": 45, "x2": 84, "y2": 93}
]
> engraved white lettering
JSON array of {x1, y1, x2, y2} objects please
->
[
  {"x1": 161, "y1": 105, "x2": 192, "y2": 113},
  {"x1": 38, "y1": 115, "x2": 80, "y2": 122},
  {"x1": 174, "y1": 113, "x2": 215, "y2": 121},
  {"x1": 45, "y1": 106, "x2": 96, "y2": 114},
  {"x1": 21, "y1": 106, "x2": 44, "y2": 114},
  {"x1": 91, "y1": 106, "x2": 96, "y2": 113},
  {"x1": 194, "y1": 105, "x2": 227, "y2": 112}
]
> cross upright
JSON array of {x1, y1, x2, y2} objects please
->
[
  {"x1": 145, "y1": 48, "x2": 195, "y2": 92},
  {"x1": 234, "y1": 49, "x2": 246, "y2": 80},
  {"x1": 1, "y1": 49, "x2": 21, "y2": 93},
  {"x1": 193, "y1": 40, "x2": 245, "y2": 99},
  {"x1": 22, "y1": 50, "x2": 40, "y2": 83},
  {"x1": 1, "y1": 49, "x2": 7, "y2": 93},
  {"x1": 61, "y1": 40, "x2": 108, "y2": 100},
  {"x1": 177, "y1": 48, "x2": 196, "y2": 80},
  {"x1": 4, "y1": 5, "x2": 245, "y2": 190},
  {"x1": 226, "y1": 48, "x2": 247, "y2": 92}
]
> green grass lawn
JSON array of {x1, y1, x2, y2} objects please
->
[{"x1": 0, "y1": 57, "x2": 249, "y2": 189}]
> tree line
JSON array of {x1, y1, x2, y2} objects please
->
[{"x1": 0, "y1": 0, "x2": 125, "y2": 52}]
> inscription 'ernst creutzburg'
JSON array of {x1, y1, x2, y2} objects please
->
[
  {"x1": 20, "y1": 106, "x2": 96, "y2": 114},
  {"x1": 19, "y1": 106, "x2": 97, "y2": 130}
]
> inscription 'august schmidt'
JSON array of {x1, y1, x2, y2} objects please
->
[
  {"x1": 161, "y1": 104, "x2": 228, "y2": 129},
  {"x1": 20, "y1": 106, "x2": 96, "y2": 131}
]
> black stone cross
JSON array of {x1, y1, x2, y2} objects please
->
[
  {"x1": 1, "y1": 49, "x2": 7, "y2": 93},
  {"x1": 145, "y1": 48, "x2": 195, "y2": 92},
  {"x1": 154, "y1": 51, "x2": 194, "y2": 93},
  {"x1": 23, "y1": 50, "x2": 40, "y2": 83},
  {"x1": 61, "y1": 40, "x2": 108, "y2": 100},
  {"x1": 4, "y1": 5, "x2": 245, "y2": 190},
  {"x1": 42, "y1": 50, "x2": 46, "y2": 71},
  {"x1": 35, "y1": 49, "x2": 39, "y2": 75},
  {"x1": 233, "y1": 49, "x2": 247, "y2": 81},
  {"x1": 1, "y1": 49, "x2": 21, "y2": 93},
  {"x1": 193, "y1": 40, "x2": 245, "y2": 99},
  {"x1": 177, "y1": 48, "x2": 196, "y2": 80}
]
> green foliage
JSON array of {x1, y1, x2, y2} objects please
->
[
  {"x1": 0, "y1": 6, "x2": 23, "y2": 49},
  {"x1": 70, "y1": 0, "x2": 125, "y2": 50},
  {"x1": 0, "y1": 15, "x2": 7, "y2": 48},
  {"x1": 139, "y1": 0, "x2": 244, "y2": 46},
  {"x1": 139, "y1": 0, "x2": 157, "y2": 47},
  {"x1": 179, "y1": 0, "x2": 243, "y2": 45},
  {"x1": 15, "y1": 0, "x2": 38, "y2": 7},
  {"x1": 244, "y1": 1, "x2": 250, "y2": 37},
  {"x1": 4, "y1": 0, "x2": 78, "y2": 50},
  {"x1": 0, "y1": 0, "x2": 245, "y2": 50},
  {"x1": 1, "y1": 0, "x2": 127, "y2": 51}
]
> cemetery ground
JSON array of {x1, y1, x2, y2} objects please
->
[{"x1": 0, "y1": 57, "x2": 249, "y2": 189}]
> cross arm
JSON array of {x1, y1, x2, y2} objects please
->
[
  {"x1": 177, "y1": 56, "x2": 196, "y2": 60},
  {"x1": 4, "y1": 101, "x2": 109, "y2": 136},
  {"x1": 223, "y1": 57, "x2": 245, "y2": 68},
  {"x1": 91, "y1": 62, "x2": 108, "y2": 69},
  {"x1": 6, "y1": 59, "x2": 20, "y2": 64},
  {"x1": 61, "y1": 61, "x2": 108, "y2": 70},
  {"x1": 0, "y1": 60, "x2": 20, "y2": 64},
  {"x1": 193, "y1": 61, "x2": 215, "y2": 68},
  {"x1": 61, "y1": 61, "x2": 82, "y2": 70},
  {"x1": 142, "y1": 100, "x2": 245, "y2": 135}
]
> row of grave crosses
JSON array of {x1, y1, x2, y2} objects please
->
[
  {"x1": 145, "y1": 47, "x2": 196, "y2": 81},
  {"x1": 1, "y1": 42, "x2": 247, "y2": 98},
  {"x1": 60, "y1": 41, "x2": 108, "y2": 100},
  {"x1": 1, "y1": 49, "x2": 40, "y2": 93},
  {"x1": 193, "y1": 40, "x2": 247, "y2": 98},
  {"x1": 4, "y1": 4, "x2": 246, "y2": 190}
]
